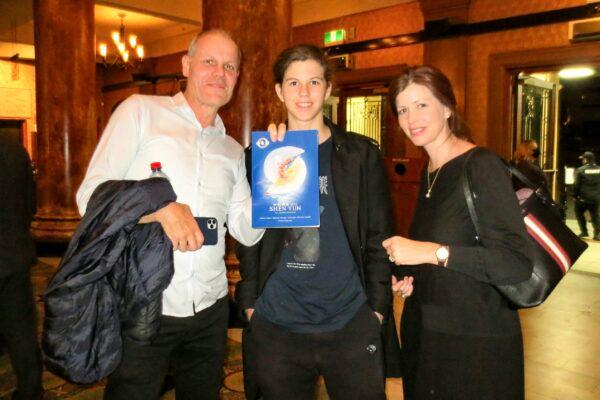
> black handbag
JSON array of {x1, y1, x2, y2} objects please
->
[{"x1": 461, "y1": 149, "x2": 588, "y2": 308}]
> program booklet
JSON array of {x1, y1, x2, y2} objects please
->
[{"x1": 251, "y1": 130, "x2": 319, "y2": 228}]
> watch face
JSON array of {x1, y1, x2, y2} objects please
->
[{"x1": 436, "y1": 246, "x2": 449, "y2": 261}]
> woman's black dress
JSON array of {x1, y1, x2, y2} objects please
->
[{"x1": 398, "y1": 148, "x2": 533, "y2": 400}]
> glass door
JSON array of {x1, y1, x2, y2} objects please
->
[
  {"x1": 345, "y1": 95, "x2": 383, "y2": 145},
  {"x1": 515, "y1": 74, "x2": 559, "y2": 198}
]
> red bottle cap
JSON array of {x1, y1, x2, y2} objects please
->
[{"x1": 150, "y1": 162, "x2": 162, "y2": 170}]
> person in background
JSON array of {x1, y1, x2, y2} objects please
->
[
  {"x1": 512, "y1": 139, "x2": 550, "y2": 196},
  {"x1": 0, "y1": 136, "x2": 43, "y2": 400},
  {"x1": 76, "y1": 29, "x2": 264, "y2": 400},
  {"x1": 383, "y1": 65, "x2": 533, "y2": 400},
  {"x1": 574, "y1": 151, "x2": 600, "y2": 240},
  {"x1": 236, "y1": 44, "x2": 404, "y2": 400}
]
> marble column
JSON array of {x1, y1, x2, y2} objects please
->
[
  {"x1": 203, "y1": 0, "x2": 292, "y2": 292},
  {"x1": 31, "y1": 0, "x2": 97, "y2": 241},
  {"x1": 203, "y1": 0, "x2": 292, "y2": 146}
]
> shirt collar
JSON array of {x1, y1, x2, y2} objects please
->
[{"x1": 172, "y1": 92, "x2": 226, "y2": 136}]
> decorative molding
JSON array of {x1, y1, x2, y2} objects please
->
[{"x1": 419, "y1": 0, "x2": 470, "y2": 23}]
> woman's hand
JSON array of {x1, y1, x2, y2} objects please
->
[
  {"x1": 392, "y1": 275, "x2": 414, "y2": 299},
  {"x1": 268, "y1": 122, "x2": 287, "y2": 142},
  {"x1": 382, "y1": 236, "x2": 439, "y2": 266}
]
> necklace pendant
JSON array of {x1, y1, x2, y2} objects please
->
[{"x1": 425, "y1": 162, "x2": 443, "y2": 200}]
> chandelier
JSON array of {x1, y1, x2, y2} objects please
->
[{"x1": 98, "y1": 13, "x2": 144, "y2": 68}]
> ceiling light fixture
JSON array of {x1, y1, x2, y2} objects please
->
[
  {"x1": 558, "y1": 66, "x2": 595, "y2": 79},
  {"x1": 98, "y1": 13, "x2": 144, "y2": 68}
]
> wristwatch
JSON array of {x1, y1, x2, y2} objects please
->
[{"x1": 435, "y1": 245, "x2": 450, "y2": 267}]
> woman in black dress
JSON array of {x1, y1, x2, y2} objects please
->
[{"x1": 382, "y1": 66, "x2": 533, "y2": 400}]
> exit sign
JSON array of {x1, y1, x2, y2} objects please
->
[{"x1": 324, "y1": 29, "x2": 346, "y2": 45}]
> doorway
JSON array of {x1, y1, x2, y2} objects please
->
[
  {"x1": 512, "y1": 69, "x2": 600, "y2": 202},
  {"x1": 331, "y1": 65, "x2": 406, "y2": 156},
  {"x1": 487, "y1": 41, "x2": 600, "y2": 273},
  {"x1": 329, "y1": 65, "x2": 422, "y2": 235},
  {"x1": 511, "y1": 65, "x2": 600, "y2": 274},
  {"x1": 334, "y1": 90, "x2": 387, "y2": 147},
  {"x1": 514, "y1": 73, "x2": 559, "y2": 198}
]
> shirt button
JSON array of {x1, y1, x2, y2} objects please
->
[{"x1": 366, "y1": 344, "x2": 377, "y2": 354}]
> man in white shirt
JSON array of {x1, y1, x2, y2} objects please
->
[{"x1": 76, "y1": 29, "x2": 264, "y2": 400}]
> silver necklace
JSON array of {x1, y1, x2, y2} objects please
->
[{"x1": 426, "y1": 163, "x2": 443, "y2": 198}]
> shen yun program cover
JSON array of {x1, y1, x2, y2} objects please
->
[{"x1": 251, "y1": 130, "x2": 319, "y2": 228}]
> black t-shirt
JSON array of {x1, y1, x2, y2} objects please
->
[{"x1": 254, "y1": 138, "x2": 366, "y2": 333}]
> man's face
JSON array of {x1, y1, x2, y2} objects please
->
[
  {"x1": 182, "y1": 33, "x2": 240, "y2": 111},
  {"x1": 275, "y1": 60, "x2": 331, "y2": 126}
]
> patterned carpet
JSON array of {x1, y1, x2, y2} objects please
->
[
  {"x1": 0, "y1": 257, "x2": 337, "y2": 400},
  {"x1": 0, "y1": 260, "x2": 248, "y2": 400}
]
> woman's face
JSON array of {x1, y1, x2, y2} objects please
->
[
  {"x1": 275, "y1": 59, "x2": 332, "y2": 126},
  {"x1": 395, "y1": 83, "x2": 452, "y2": 148}
]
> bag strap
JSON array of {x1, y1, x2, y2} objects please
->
[
  {"x1": 506, "y1": 161, "x2": 554, "y2": 204},
  {"x1": 461, "y1": 148, "x2": 483, "y2": 244},
  {"x1": 507, "y1": 162, "x2": 538, "y2": 189},
  {"x1": 461, "y1": 147, "x2": 554, "y2": 244}
]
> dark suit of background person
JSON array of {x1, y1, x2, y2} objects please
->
[
  {"x1": 236, "y1": 118, "x2": 401, "y2": 400},
  {"x1": 574, "y1": 151, "x2": 600, "y2": 240},
  {"x1": 0, "y1": 136, "x2": 43, "y2": 400}
]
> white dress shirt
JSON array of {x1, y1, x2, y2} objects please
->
[{"x1": 76, "y1": 92, "x2": 264, "y2": 317}]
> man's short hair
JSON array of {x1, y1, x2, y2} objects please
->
[
  {"x1": 187, "y1": 29, "x2": 242, "y2": 63},
  {"x1": 580, "y1": 151, "x2": 596, "y2": 163}
]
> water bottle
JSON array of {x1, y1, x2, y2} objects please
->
[{"x1": 149, "y1": 162, "x2": 169, "y2": 180}]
